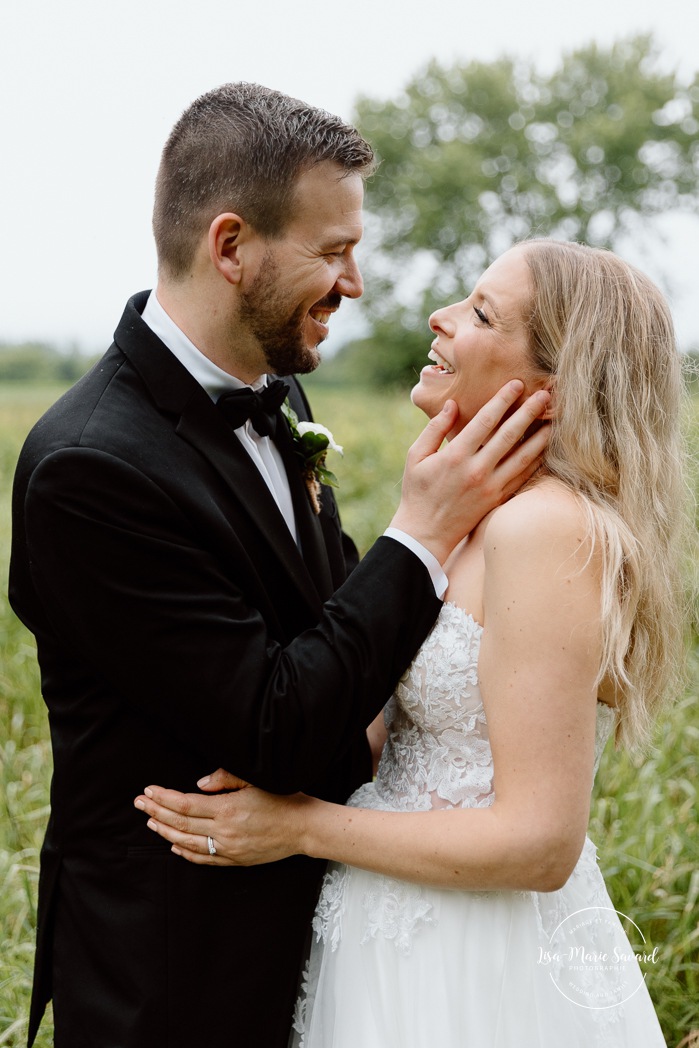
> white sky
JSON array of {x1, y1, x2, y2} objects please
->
[{"x1": 1, "y1": 0, "x2": 698, "y2": 353}]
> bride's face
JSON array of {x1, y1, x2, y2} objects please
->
[{"x1": 411, "y1": 247, "x2": 543, "y2": 429}]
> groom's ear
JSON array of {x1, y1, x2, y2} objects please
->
[{"x1": 208, "y1": 213, "x2": 250, "y2": 286}]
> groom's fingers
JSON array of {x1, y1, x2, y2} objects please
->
[
  {"x1": 452, "y1": 379, "x2": 530, "y2": 454},
  {"x1": 497, "y1": 420, "x2": 551, "y2": 499},
  {"x1": 407, "y1": 380, "x2": 530, "y2": 466},
  {"x1": 391, "y1": 383, "x2": 551, "y2": 563},
  {"x1": 406, "y1": 398, "x2": 460, "y2": 463},
  {"x1": 453, "y1": 387, "x2": 550, "y2": 460}
]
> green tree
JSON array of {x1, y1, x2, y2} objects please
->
[{"x1": 342, "y1": 36, "x2": 699, "y2": 386}]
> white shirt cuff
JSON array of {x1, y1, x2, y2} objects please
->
[{"x1": 383, "y1": 528, "x2": 449, "y2": 600}]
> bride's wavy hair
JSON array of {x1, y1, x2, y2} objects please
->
[{"x1": 522, "y1": 239, "x2": 694, "y2": 750}]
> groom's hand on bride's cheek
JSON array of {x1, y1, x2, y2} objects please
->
[{"x1": 391, "y1": 382, "x2": 550, "y2": 564}]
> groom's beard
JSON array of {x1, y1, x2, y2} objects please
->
[{"x1": 238, "y1": 252, "x2": 341, "y2": 376}]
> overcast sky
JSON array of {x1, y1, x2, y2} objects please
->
[{"x1": 2, "y1": 0, "x2": 698, "y2": 354}]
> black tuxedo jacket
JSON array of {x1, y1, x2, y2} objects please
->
[{"x1": 9, "y1": 293, "x2": 442, "y2": 1048}]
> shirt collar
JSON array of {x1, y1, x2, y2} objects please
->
[{"x1": 141, "y1": 290, "x2": 267, "y2": 400}]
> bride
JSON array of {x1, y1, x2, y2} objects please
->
[{"x1": 138, "y1": 240, "x2": 689, "y2": 1046}]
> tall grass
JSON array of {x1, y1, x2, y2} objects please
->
[
  {"x1": 0, "y1": 387, "x2": 63, "y2": 1047},
  {"x1": 0, "y1": 383, "x2": 697, "y2": 1047}
]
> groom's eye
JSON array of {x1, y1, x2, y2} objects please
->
[{"x1": 474, "y1": 306, "x2": 490, "y2": 325}]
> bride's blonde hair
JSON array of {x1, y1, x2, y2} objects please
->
[{"x1": 522, "y1": 240, "x2": 694, "y2": 749}]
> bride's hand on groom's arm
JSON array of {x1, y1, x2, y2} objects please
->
[{"x1": 133, "y1": 773, "x2": 315, "y2": 866}]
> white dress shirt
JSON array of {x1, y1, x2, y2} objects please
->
[{"x1": 141, "y1": 291, "x2": 447, "y2": 597}]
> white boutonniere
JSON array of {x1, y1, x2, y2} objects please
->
[{"x1": 282, "y1": 402, "x2": 343, "y2": 514}]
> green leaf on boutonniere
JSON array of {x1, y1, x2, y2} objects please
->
[{"x1": 281, "y1": 401, "x2": 343, "y2": 492}]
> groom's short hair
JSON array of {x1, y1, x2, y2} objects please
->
[{"x1": 153, "y1": 82, "x2": 375, "y2": 279}]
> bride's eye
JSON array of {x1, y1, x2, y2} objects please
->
[{"x1": 474, "y1": 306, "x2": 490, "y2": 325}]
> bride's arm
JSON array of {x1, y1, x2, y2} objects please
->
[{"x1": 137, "y1": 486, "x2": 603, "y2": 893}]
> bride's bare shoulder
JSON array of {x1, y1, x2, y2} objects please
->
[{"x1": 482, "y1": 479, "x2": 594, "y2": 564}]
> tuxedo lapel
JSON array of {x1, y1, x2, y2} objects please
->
[
  {"x1": 115, "y1": 296, "x2": 325, "y2": 615},
  {"x1": 178, "y1": 401, "x2": 330, "y2": 616},
  {"x1": 274, "y1": 416, "x2": 335, "y2": 602}
]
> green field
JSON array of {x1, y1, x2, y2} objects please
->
[{"x1": 0, "y1": 383, "x2": 697, "y2": 1047}]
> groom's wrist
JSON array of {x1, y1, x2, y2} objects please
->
[{"x1": 383, "y1": 527, "x2": 449, "y2": 598}]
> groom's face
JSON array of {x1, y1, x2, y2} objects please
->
[{"x1": 238, "y1": 161, "x2": 365, "y2": 376}]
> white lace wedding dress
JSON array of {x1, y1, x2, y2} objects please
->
[{"x1": 291, "y1": 602, "x2": 667, "y2": 1047}]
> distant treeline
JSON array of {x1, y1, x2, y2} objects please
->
[{"x1": 0, "y1": 342, "x2": 99, "y2": 383}]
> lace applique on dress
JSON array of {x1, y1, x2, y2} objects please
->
[
  {"x1": 292, "y1": 957, "x2": 315, "y2": 1045},
  {"x1": 347, "y1": 604, "x2": 616, "y2": 954},
  {"x1": 293, "y1": 867, "x2": 351, "y2": 1045},
  {"x1": 367, "y1": 603, "x2": 491, "y2": 814},
  {"x1": 348, "y1": 604, "x2": 490, "y2": 949},
  {"x1": 359, "y1": 875, "x2": 437, "y2": 955},
  {"x1": 311, "y1": 866, "x2": 349, "y2": 952}
]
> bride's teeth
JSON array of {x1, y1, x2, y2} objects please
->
[{"x1": 428, "y1": 348, "x2": 455, "y2": 374}]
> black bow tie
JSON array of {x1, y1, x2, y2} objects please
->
[{"x1": 216, "y1": 379, "x2": 290, "y2": 438}]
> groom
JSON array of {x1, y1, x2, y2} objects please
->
[{"x1": 10, "y1": 83, "x2": 548, "y2": 1048}]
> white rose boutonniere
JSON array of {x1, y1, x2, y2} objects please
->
[{"x1": 282, "y1": 402, "x2": 343, "y2": 514}]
